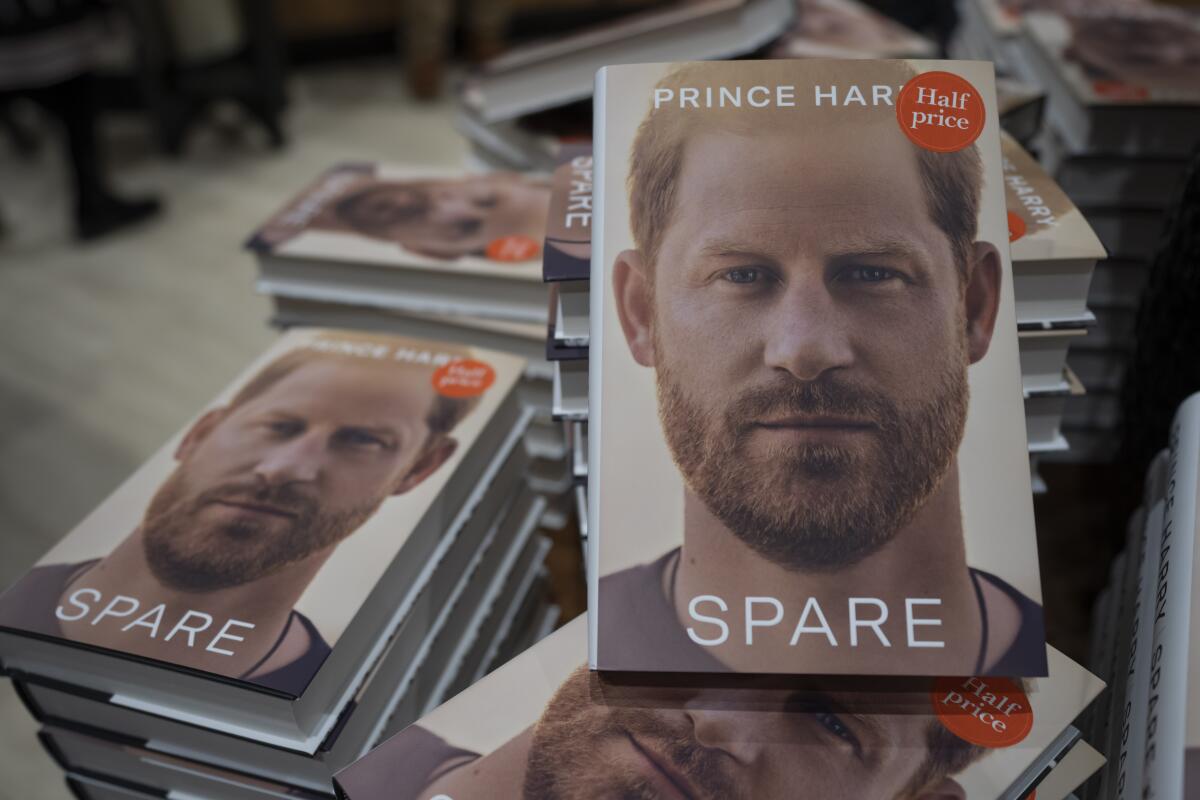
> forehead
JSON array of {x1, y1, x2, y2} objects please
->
[
  {"x1": 661, "y1": 126, "x2": 941, "y2": 261},
  {"x1": 237, "y1": 358, "x2": 437, "y2": 423}
]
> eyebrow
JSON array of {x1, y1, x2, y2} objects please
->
[{"x1": 694, "y1": 234, "x2": 933, "y2": 268}]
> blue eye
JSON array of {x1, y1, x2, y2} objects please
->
[
  {"x1": 266, "y1": 420, "x2": 302, "y2": 437},
  {"x1": 340, "y1": 430, "x2": 387, "y2": 449},
  {"x1": 723, "y1": 268, "x2": 762, "y2": 284},
  {"x1": 851, "y1": 267, "x2": 896, "y2": 283}
]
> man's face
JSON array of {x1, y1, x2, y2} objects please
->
[
  {"x1": 141, "y1": 359, "x2": 440, "y2": 592},
  {"x1": 524, "y1": 667, "x2": 952, "y2": 799},
  {"x1": 1068, "y1": 16, "x2": 1200, "y2": 94},
  {"x1": 646, "y1": 126, "x2": 969, "y2": 571},
  {"x1": 337, "y1": 174, "x2": 550, "y2": 259}
]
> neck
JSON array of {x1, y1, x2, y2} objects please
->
[
  {"x1": 672, "y1": 465, "x2": 982, "y2": 674},
  {"x1": 57, "y1": 528, "x2": 327, "y2": 678},
  {"x1": 421, "y1": 728, "x2": 532, "y2": 799}
]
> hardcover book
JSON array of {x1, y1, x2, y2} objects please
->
[
  {"x1": 1000, "y1": 131, "x2": 1106, "y2": 324},
  {"x1": 335, "y1": 616, "x2": 1104, "y2": 800},
  {"x1": 1020, "y1": 6, "x2": 1200, "y2": 156},
  {"x1": 543, "y1": 144, "x2": 594, "y2": 283},
  {"x1": 590, "y1": 59, "x2": 1047, "y2": 676},
  {"x1": 247, "y1": 164, "x2": 551, "y2": 323},
  {"x1": 0, "y1": 329, "x2": 526, "y2": 747},
  {"x1": 768, "y1": 0, "x2": 935, "y2": 60}
]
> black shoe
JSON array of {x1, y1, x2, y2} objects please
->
[{"x1": 76, "y1": 195, "x2": 162, "y2": 242}]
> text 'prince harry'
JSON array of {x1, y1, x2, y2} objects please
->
[{"x1": 597, "y1": 59, "x2": 1045, "y2": 677}]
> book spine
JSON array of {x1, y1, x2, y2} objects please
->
[
  {"x1": 586, "y1": 65, "x2": 607, "y2": 669},
  {"x1": 1142, "y1": 393, "x2": 1200, "y2": 799},
  {"x1": 1114, "y1": 499, "x2": 1164, "y2": 799}
]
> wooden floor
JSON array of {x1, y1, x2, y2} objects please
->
[{"x1": 0, "y1": 60, "x2": 465, "y2": 800}]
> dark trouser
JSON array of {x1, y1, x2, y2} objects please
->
[{"x1": 1, "y1": 71, "x2": 109, "y2": 214}]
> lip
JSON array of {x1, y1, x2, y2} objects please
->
[
  {"x1": 210, "y1": 499, "x2": 297, "y2": 519},
  {"x1": 624, "y1": 732, "x2": 699, "y2": 800},
  {"x1": 754, "y1": 414, "x2": 875, "y2": 430}
]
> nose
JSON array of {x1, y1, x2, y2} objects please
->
[
  {"x1": 684, "y1": 694, "x2": 764, "y2": 765},
  {"x1": 429, "y1": 187, "x2": 485, "y2": 225},
  {"x1": 254, "y1": 432, "x2": 323, "y2": 488},
  {"x1": 762, "y1": 277, "x2": 855, "y2": 382}
]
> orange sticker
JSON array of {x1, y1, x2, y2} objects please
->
[
  {"x1": 1092, "y1": 81, "x2": 1149, "y2": 101},
  {"x1": 1007, "y1": 211, "x2": 1027, "y2": 242},
  {"x1": 486, "y1": 235, "x2": 540, "y2": 262},
  {"x1": 931, "y1": 676, "x2": 1033, "y2": 748},
  {"x1": 432, "y1": 359, "x2": 496, "y2": 398},
  {"x1": 896, "y1": 71, "x2": 986, "y2": 153}
]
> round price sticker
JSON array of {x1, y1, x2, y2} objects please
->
[
  {"x1": 432, "y1": 359, "x2": 496, "y2": 398},
  {"x1": 931, "y1": 676, "x2": 1032, "y2": 748},
  {"x1": 896, "y1": 71, "x2": 986, "y2": 153}
]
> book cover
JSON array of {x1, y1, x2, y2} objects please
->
[
  {"x1": 246, "y1": 163, "x2": 549, "y2": 282},
  {"x1": 335, "y1": 616, "x2": 1104, "y2": 800},
  {"x1": 591, "y1": 59, "x2": 1047, "y2": 676},
  {"x1": 1023, "y1": 6, "x2": 1200, "y2": 106},
  {"x1": 1000, "y1": 132, "x2": 1105, "y2": 264},
  {"x1": 768, "y1": 0, "x2": 935, "y2": 60},
  {"x1": 543, "y1": 144, "x2": 594, "y2": 282},
  {"x1": 0, "y1": 329, "x2": 523, "y2": 696}
]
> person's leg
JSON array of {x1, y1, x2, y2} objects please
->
[
  {"x1": 29, "y1": 72, "x2": 160, "y2": 240},
  {"x1": 403, "y1": 0, "x2": 453, "y2": 100}
]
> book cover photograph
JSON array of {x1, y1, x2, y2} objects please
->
[
  {"x1": 336, "y1": 617, "x2": 1104, "y2": 800},
  {"x1": 246, "y1": 163, "x2": 551, "y2": 280},
  {"x1": 543, "y1": 143, "x2": 594, "y2": 282},
  {"x1": 590, "y1": 59, "x2": 1047, "y2": 676},
  {"x1": 0, "y1": 329, "x2": 523, "y2": 696},
  {"x1": 1000, "y1": 131, "x2": 1105, "y2": 265},
  {"x1": 768, "y1": 0, "x2": 935, "y2": 60},
  {"x1": 1023, "y1": 6, "x2": 1200, "y2": 104}
]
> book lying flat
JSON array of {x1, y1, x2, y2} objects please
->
[
  {"x1": 590, "y1": 58, "x2": 1046, "y2": 676},
  {"x1": 1001, "y1": 131, "x2": 1107, "y2": 324},
  {"x1": 335, "y1": 616, "x2": 1104, "y2": 800},
  {"x1": 0, "y1": 329, "x2": 526, "y2": 750},
  {"x1": 543, "y1": 144, "x2": 594, "y2": 283},
  {"x1": 248, "y1": 164, "x2": 551, "y2": 323},
  {"x1": 1019, "y1": 7, "x2": 1200, "y2": 156},
  {"x1": 767, "y1": 0, "x2": 935, "y2": 60}
]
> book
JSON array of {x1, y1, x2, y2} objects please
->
[
  {"x1": 0, "y1": 329, "x2": 527, "y2": 749},
  {"x1": 1025, "y1": 368, "x2": 1084, "y2": 450},
  {"x1": 247, "y1": 164, "x2": 551, "y2": 324},
  {"x1": 766, "y1": 0, "x2": 935, "y2": 60},
  {"x1": 543, "y1": 144, "x2": 594, "y2": 283},
  {"x1": 460, "y1": 0, "x2": 793, "y2": 125},
  {"x1": 334, "y1": 616, "x2": 1105, "y2": 800},
  {"x1": 1141, "y1": 392, "x2": 1200, "y2": 798},
  {"x1": 15, "y1": 484, "x2": 547, "y2": 794},
  {"x1": 1035, "y1": 125, "x2": 1189, "y2": 211},
  {"x1": 590, "y1": 58, "x2": 1046, "y2": 675},
  {"x1": 1018, "y1": 6, "x2": 1200, "y2": 156},
  {"x1": 1001, "y1": 131, "x2": 1107, "y2": 324}
]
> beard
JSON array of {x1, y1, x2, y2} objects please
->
[
  {"x1": 524, "y1": 667, "x2": 744, "y2": 800},
  {"x1": 140, "y1": 469, "x2": 380, "y2": 593},
  {"x1": 655, "y1": 343, "x2": 969, "y2": 573}
]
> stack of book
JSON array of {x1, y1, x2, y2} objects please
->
[
  {"x1": 1014, "y1": 5, "x2": 1200, "y2": 462},
  {"x1": 0, "y1": 329, "x2": 559, "y2": 798},
  {"x1": 455, "y1": 0, "x2": 795, "y2": 172},
  {"x1": 953, "y1": 0, "x2": 1200, "y2": 459},
  {"x1": 246, "y1": 162, "x2": 581, "y2": 549},
  {"x1": 1081, "y1": 391, "x2": 1200, "y2": 798},
  {"x1": 326, "y1": 58, "x2": 1110, "y2": 800}
]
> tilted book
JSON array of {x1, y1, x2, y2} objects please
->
[
  {"x1": 590, "y1": 58, "x2": 1047, "y2": 676},
  {"x1": 247, "y1": 164, "x2": 551, "y2": 323},
  {"x1": 335, "y1": 616, "x2": 1103, "y2": 800},
  {"x1": 0, "y1": 329, "x2": 526, "y2": 749}
]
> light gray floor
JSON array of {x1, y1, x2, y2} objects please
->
[{"x1": 0, "y1": 60, "x2": 466, "y2": 799}]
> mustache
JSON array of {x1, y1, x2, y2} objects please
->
[
  {"x1": 726, "y1": 375, "x2": 899, "y2": 436},
  {"x1": 612, "y1": 708, "x2": 742, "y2": 800},
  {"x1": 192, "y1": 480, "x2": 318, "y2": 520}
]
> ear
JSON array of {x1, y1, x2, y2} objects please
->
[
  {"x1": 964, "y1": 241, "x2": 1002, "y2": 365},
  {"x1": 393, "y1": 436, "x2": 458, "y2": 495},
  {"x1": 612, "y1": 248, "x2": 656, "y2": 367},
  {"x1": 174, "y1": 408, "x2": 227, "y2": 461},
  {"x1": 914, "y1": 777, "x2": 967, "y2": 800}
]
